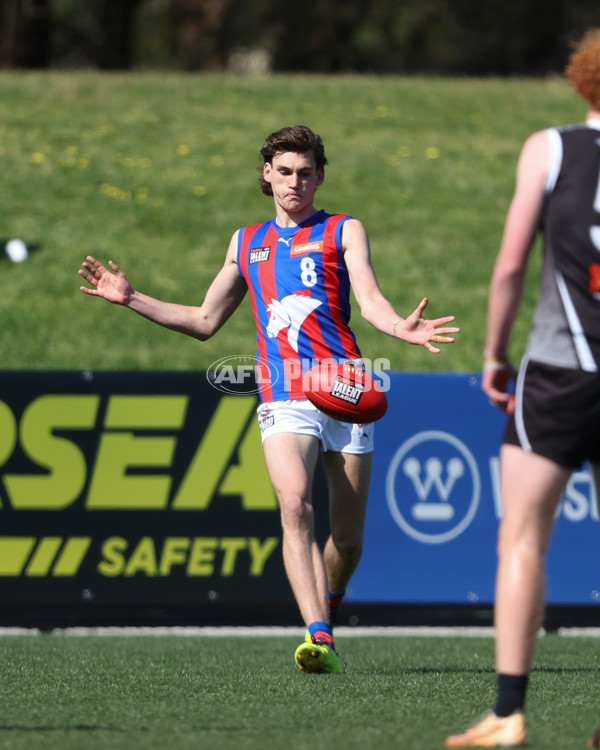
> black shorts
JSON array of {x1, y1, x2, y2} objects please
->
[{"x1": 503, "y1": 358, "x2": 600, "y2": 469}]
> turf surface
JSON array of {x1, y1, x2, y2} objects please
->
[{"x1": 0, "y1": 630, "x2": 597, "y2": 749}]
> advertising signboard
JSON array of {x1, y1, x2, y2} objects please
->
[
  {"x1": 350, "y1": 372, "x2": 600, "y2": 606},
  {"x1": 0, "y1": 370, "x2": 598, "y2": 624},
  {"x1": 0, "y1": 371, "x2": 290, "y2": 615}
]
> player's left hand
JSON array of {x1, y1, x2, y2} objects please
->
[
  {"x1": 398, "y1": 297, "x2": 460, "y2": 353},
  {"x1": 78, "y1": 256, "x2": 133, "y2": 306}
]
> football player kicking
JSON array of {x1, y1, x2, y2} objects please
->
[{"x1": 79, "y1": 125, "x2": 459, "y2": 673}]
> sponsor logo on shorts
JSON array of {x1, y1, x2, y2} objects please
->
[
  {"x1": 290, "y1": 240, "x2": 323, "y2": 256},
  {"x1": 258, "y1": 407, "x2": 274, "y2": 432},
  {"x1": 249, "y1": 247, "x2": 271, "y2": 263}
]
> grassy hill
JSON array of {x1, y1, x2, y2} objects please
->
[{"x1": 0, "y1": 72, "x2": 585, "y2": 372}]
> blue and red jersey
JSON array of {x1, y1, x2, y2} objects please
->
[{"x1": 236, "y1": 209, "x2": 362, "y2": 401}]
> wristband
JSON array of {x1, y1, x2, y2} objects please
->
[
  {"x1": 483, "y1": 359, "x2": 511, "y2": 372},
  {"x1": 483, "y1": 352, "x2": 511, "y2": 372}
]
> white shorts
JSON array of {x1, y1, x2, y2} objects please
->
[{"x1": 257, "y1": 399, "x2": 374, "y2": 454}]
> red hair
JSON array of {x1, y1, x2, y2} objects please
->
[{"x1": 565, "y1": 28, "x2": 600, "y2": 111}]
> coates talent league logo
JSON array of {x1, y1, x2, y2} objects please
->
[{"x1": 385, "y1": 430, "x2": 480, "y2": 544}]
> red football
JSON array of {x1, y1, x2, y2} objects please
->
[{"x1": 303, "y1": 362, "x2": 388, "y2": 423}]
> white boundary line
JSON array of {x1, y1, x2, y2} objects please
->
[
  {"x1": 0, "y1": 625, "x2": 598, "y2": 637},
  {"x1": 0, "y1": 626, "x2": 492, "y2": 637}
]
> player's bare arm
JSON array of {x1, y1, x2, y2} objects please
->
[
  {"x1": 342, "y1": 218, "x2": 460, "y2": 353},
  {"x1": 484, "y1": 130, "x2": 549, "y2": 358},
  {"x1": 78, "y1": 233, "x2": 247, "y2": 341},
  {"x1": 483, "y1": 130, "x2": 549, "y2": 409}
]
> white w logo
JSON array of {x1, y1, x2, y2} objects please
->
[
  {"x1": 403, "y1": 457, "x2": 464, "y2": 501},
  {"x1": 386, "y1": 430, "x2": 480, "y2": 544},
  {"x1": 402, "y1": 456, "x2": 465, "y2": 522},
  {"x1": 266, "y1": 294, "x2": 322, "y2": 353}
]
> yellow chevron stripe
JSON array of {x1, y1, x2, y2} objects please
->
[
  {"x1": 52, "y1": 537, "x2": 92, "y2": 576},
  {"x1": 0, "y1": 537, "x2": 36, "y2": 575},
  {"x1": 26, "y1": 537, "x2": 62, "y2": 576}
]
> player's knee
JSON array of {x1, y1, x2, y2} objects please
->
[
  {"x1": 331, "y1": 533, "x2": 363, "y2": 560},
  {"x1": 497, "y1": 525, "x2": 547, "y2": 562},
  {"x1": 279, "y1": 493, "x2": 314, "y2": 530}
]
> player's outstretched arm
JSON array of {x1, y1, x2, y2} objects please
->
[
  {"x1": 79, "y1": 254, "x2": 201, "y2": 335},
  {"x1": 78, "y1": 235, "x2": 247, "y2": 341},
  {"x1": 343, "y1": 219, "x2": 459, "y2": 353}
]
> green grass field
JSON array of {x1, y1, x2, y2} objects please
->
[
  {"x1": 0, "y1": 629, "x2": 598, "y2": 750},
  {"x1": 0, "y1": 72, "x2": 587, "y2": 372}
]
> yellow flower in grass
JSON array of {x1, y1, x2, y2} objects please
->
[
  {"x1": 83, "y1": 124, "x2": 114, "y2": 140},
  {"x1": 375, "y1": 105, "x2": 389, "y2": 118},
  {"x1": 135, "y1": 187, "x2": 149, "y2": 203},
  {"x1": 117, "y1": 155, "x2": 152, "y2": 169},
  {"x1": 194, "y1": 185, "x2": 207, "y2": 197},
  {"x1": 58, "y1": 148, "x2": 90, "y2": 168},
  {"x1": 386, "y1": 146, "x2": 412, "y2": 166},
  {"x1": 100, "y1": 183, "x2": 132, "y2": 202},
  {"x1": 31, "y1": 152, "x2": 45, "y2": 164},
  {"x1": 176, "y1": 144, "x2": 190, "y2": 156},
  {"x1": 425, "y1": 147, "x2": 440, "y2": 160}
]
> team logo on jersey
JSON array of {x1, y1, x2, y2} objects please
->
[
  {"x1": 266, "y1": 293, "x2": 322, "y2": 352},
  {"x1": 290, "y1": 241, "x2": 323, "y2": 256},
  {"x1": 249, "y1": 247, "x2": 271, "y2": 264}
]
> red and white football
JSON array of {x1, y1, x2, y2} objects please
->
[{"x1": 303, "y1": 362, "x2": 388, "y2": 423}]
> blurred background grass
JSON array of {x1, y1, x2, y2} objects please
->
[{"x1": 0, "y1": 72, "x2": 585, "y2": 372}]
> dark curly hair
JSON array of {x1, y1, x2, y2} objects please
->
[
  {"x1": 258, "y1": 125, "x2": 328, "y2": 196},
  {"x1": 565, "y1": 28, "x2": 600, "y2": 111}
]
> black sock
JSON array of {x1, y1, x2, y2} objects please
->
[{"x1": 493, "y1": 673, "x2": 529, "y2": 717}]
